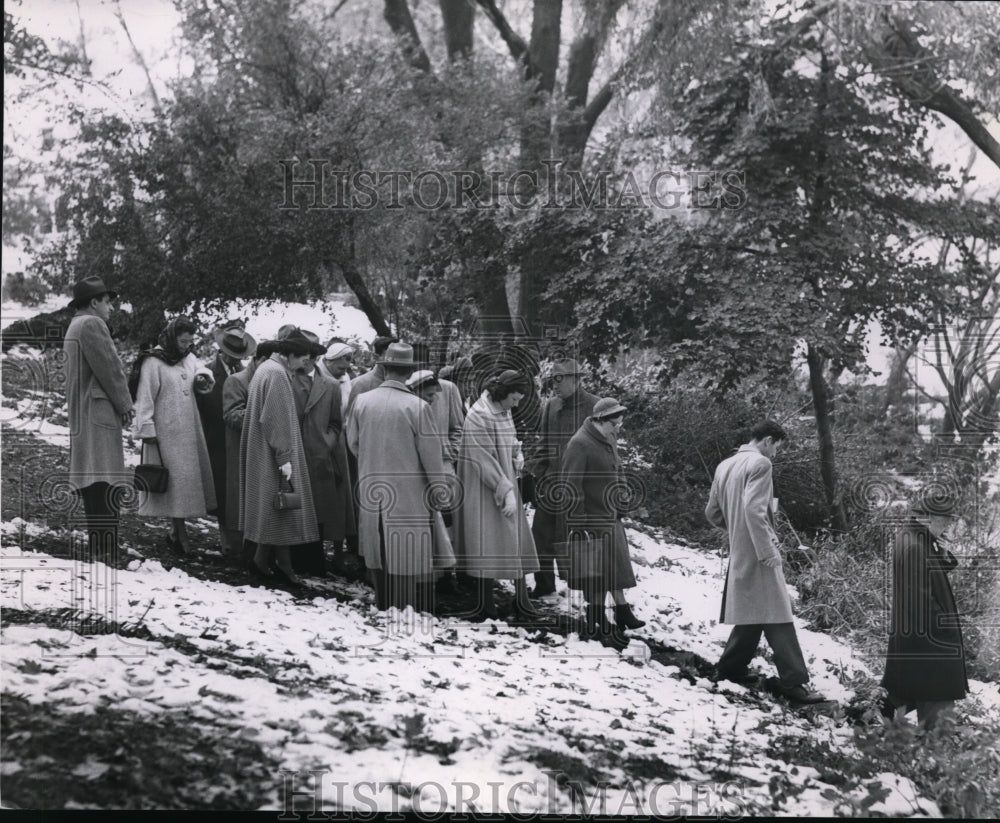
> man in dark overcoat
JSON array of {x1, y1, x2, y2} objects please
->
[
  {"x1": 198, "y1": 321, "x2": 256, "y2": 559},
  {"x1": 527, "y1": 359, "x2": 599, "y2": 598},
  {"x1": 64, "y1": 276, "x2": 134, "y2": 561},
  {"x1": 881, "y1": 490, "x2": 968, "y2": 729}
]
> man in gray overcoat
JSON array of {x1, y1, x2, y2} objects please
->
[
  {"x1": 347, "y1": 343, "x2": 452, "y2": 612},
  {"x1": 705, "y1": 420, "x2": 826, "y2": 705},
  {"x1": 63, "y1": 276, "x2": 134, "y2": 560}
]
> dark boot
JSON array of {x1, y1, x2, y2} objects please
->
[
  {"x1": 472, "y1": 577, "x2": 499, "y2": 621},
  {"x1": 530, "y1": 571, "x2": 556, "y2": 598},
  {"x1": 581, "y1": 605, "x2": 627, "y2": 651},
  {"x1": 597, "y1": 613, "x2": 629, "y2": 651},
  {"x1": 614, "y1": 603, "x2": 646, "y2": 630}
]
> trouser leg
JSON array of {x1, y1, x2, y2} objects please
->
[
  {"x1": 716, "y1": 624, "x2": 764, "y2": 678},
  {"x1": 79, "y1": 482, "x2": 120, "y2": 564},
  {"x1": 374, "y1": 516, "x2": 390, "y2": 610},
  {"x1": 530, "y1": 509, "x2": 558, "y2": 594},
  {"x1": 762, "y1": 623, "x2": 810, "y2": 688}
]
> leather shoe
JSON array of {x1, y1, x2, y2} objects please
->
[{"x1": 778, "y1": 684, "x2": 827, "y2": 704}]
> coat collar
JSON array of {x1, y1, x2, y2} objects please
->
[
  {"x1": 580, "y1": 418, "x2": 617, "y2": 454},
  {"x1": 302, "y1": 369, "x2": 333, "y2": 413},
  {"x1": 379, "y1": 379, "x2": 414, "y2": 393}
]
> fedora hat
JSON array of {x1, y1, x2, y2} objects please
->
[
  {"x1": 378, "y1": 342, "x2": 416, "y2": 366},
  {"x1": 70, "y1": 276, "x2": 118, "y2": 308},
  {"x1": 551, "y1": 358, "x2": 587, "y2": 378},
  {"x1": 217, "y1": 327, "x2": 257, "y2": 360},
  {"x1": 592, "y1": 397, "x2": 627, "y2": 420},
  {"x1": 213, "y1": 318, "x2": 245, "y2": 344}
]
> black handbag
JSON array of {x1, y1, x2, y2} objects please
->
[
  {"x1": 553, "y1": 529, "x2": 605, "y2": 581},
  {"x1": 134, "y1": 442, "x2": 169, "y2": 493},
  {"x1": 273, "y1": 476, "x2": 302, "y2": 511}
]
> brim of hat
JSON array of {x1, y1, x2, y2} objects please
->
[
  {"x1": 593, "y1": 405, "x2": 627, "y2": 419},
  {"x1": 378, "y1": 358, "x2": 416, "y2": 366},
  {"x1": 218, "y1": 332, "x2": 258, "y2": 359},
  {"x1": 70, "y1": 289, "x2": 118, "y2": 308}
]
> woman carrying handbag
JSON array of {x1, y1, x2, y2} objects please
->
[
  {"x1": 131, "y1": 317, "x2": 216, "y2": 554},
  {"x1": 559, "y1": 397, "x2": 644, "y2": 652}
]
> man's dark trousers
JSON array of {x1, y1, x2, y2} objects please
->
[
  {"x1": 78, "y1": 481, "x2": 121, "y2": 563},
  {"x1": 716, "y1": 623, "x2": 809, "y2": 687}
]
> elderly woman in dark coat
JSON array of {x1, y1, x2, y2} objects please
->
[
  {"x1": 560, "y1": 397, "x2": 643, "y2": 652},
  {"x1": 455, "y1": 370, "x2": 541, "y2": 621},
  {"x1": 881, "y1": 490, "x2": 968, "y2": 729},
  {"x1": 238, "y1": 331, "x2": 318, "y2": 587}
]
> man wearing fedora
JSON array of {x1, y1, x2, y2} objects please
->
[
  {"x1": 527, "y1": 358, "x2": 600, "y2": 599},
  {"x1": 63, "y1": 276, "x2": 134, "y2": 561},
  {"x1": 197, "y1": 320, "x2": 256, "y2": 559},
  {"x1": 347, "y1": 342, "x2": 452, "y2": 612},
  {"x1": 347, "y1": 334, "x2": 399, "y2": 416}
]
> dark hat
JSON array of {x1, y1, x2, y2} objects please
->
[
  {"x1": 70, "y1": 276, "x2": 118, "y2": 308},
  {"x1": 592, "y1": 397, "x2": 627, "y2": 420},
  {"x1": 299, "y1": 329, "x2": 328, "y2": 358},
  {"x1": 279, "y1": 328, "x2": 316, "y2": 356},
  {"x1": 372, "y1": 335, "x2": 399, "y2": 356},
  {"x1": 551, "y1": 358, "x2": 587, "y2": 378},
  {"x1": 217, "y1": 327, "x2": 257, "y2": 360},
  {"x1": 912, "y1": 487, "x2": 960, "y2": 517},
  {"x1": 378, "y1": 342, "x2": 416, "y2": 366}
]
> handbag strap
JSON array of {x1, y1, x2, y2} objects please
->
[
  {"x1": 140, "y1": 440, "x2": 166, "y2": 467},
  {"x1": 280, "y1": 475, "x2": 295, "y2": 492}
]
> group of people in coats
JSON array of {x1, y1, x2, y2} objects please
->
[{"x1": 62, "y1": 275, "x2": 968, "y2": 720}]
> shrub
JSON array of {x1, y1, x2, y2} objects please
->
[{"x1": 1, "y1": 272, "x2": 50, "y2": 306}]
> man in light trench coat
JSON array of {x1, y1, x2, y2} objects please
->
[
  {"x1": 63, "y1": 276, "x2": 134, "y2": 561},
  {"x1": 347, "y1": 342, "x2": 453, "y2": 612},
  {"x1": 705, "y1": 420, "x2": 827, "y2": 705}
]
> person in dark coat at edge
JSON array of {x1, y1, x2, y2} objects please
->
[
  {"x1": 63, "y1": 276, "x2": 134, "y2": 562},
  {"x1": 561, "y1": 398, "x2": 645, "y2": 652},
  {"x1": 527, "y1": 359, "x2": 600, "y2": 599},
  {"x1": 705, "y1": 420, "x2": 827, "y2": 705},
  {"x1": 880, "y1": 488, "x2": 968, "y2": 729},
  {"x1": 197, "y1": 320, "x2": 256, "y2": 562},
  {"x1": 221, "y1": 342, "x2": 274, "y2": 570}
]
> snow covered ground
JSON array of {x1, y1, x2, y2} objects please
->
[{"x1": 4, "y1": 514, "x2": 997, "y2": 814}]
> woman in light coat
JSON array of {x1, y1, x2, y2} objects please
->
[
  {"x1": 133, "y1": 317, "x2": 216, "y2": 553},
  {"x1": 455, "y1": 370, "x2": 541, "y2": 621},
  {"x1": 238, "y1": 331, "x2": 318, "y2": 587}
]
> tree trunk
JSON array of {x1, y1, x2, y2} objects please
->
[
  {"x1": 807, "y1": 343, "x2": 849, "y2": 532},
  {"x1": 872, "y1": 12, "x2": 1000, "y2": 171},
  {"x1": 384, "y1": 0, "x2": 432, "y2": 73},
  {"x1": 882, "y1": 344, "x2": 914, "y2": 418},
  {"x1": 439, "y1": 0, "x2": 475, "y2": 61},
  {"x1": 340, "y1": 259, "x2": 391, "y2": 337}
]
